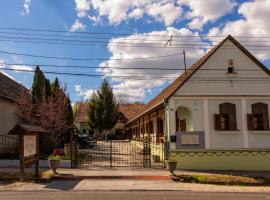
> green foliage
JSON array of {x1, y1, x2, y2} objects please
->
[
  {"x1": 50, "y1": 78, "x2": 60, "y2": 97},
  {"x1": 31, "y1": 66, "x2": 51, "y2": 102},
  {"x1": 88, "y1": 79, "x2": 119, "y2": 132},
  {"x1": 65, "y1": 96, "x2": 74, "y2": 124},
  {"x1": 48, "y1": 155, "x2": 62, "y2": 161}
]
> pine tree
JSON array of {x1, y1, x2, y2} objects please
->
[
  {"x1": 31, "y1": 66, "x2": 51, "y2": 102},
  {"x1": 51, "y1": 78, "x2": 60, "y2": 98},
  {"x1": 65, "y1": 96, "x2": 74, "y2": 125},
  {"x1": 88, "y1": 80, "x2": 119, "y2": 134}
]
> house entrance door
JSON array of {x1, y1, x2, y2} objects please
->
[{"x1": 180, "y1": 119, "x2": 186, "y2": 132}]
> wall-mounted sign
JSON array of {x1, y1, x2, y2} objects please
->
[
  {"x1": 181, "y1": 135, "x2": 199, "y2": 145},
  {"x1": 24, "y1": 135, "x2": 37, "y2": 157}
]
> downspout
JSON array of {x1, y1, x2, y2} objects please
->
[
  {"x1": 163, "y1": 98, "x2": 170, "y2": 160},
  {"x1": 163, "y1": 98, "x2": 169, "y2": 141}
]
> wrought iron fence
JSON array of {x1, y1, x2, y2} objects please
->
[
  {"x1": 70, "y1": 139, "x2": 168, "y2": 168},
  {"x1": 0, "y1": 135, "x2": 19, "y2": 158}
]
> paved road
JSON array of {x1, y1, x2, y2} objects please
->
[{"x1": 0, "y1": 191, "x2": 270, "y2": 200}]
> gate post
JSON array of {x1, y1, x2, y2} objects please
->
[
  {"x1": 110, "y1": 139, "x2": 112, "y2": 168},
  {"x1": 143, "y1": 141, "x2": 151, "y2": 168}
]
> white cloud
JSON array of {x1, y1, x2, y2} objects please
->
[
  {"x1": 146, "y1": 2, "x2": 182, "y2": 26},
  {"x1": 98, "y1": 27, "x2": 206, "y2": 102},
  {"x1": 128, "y1": 8, "x2": 144, "y2": 20},
  {"x1": 88, "y1": 15, "x2": 101, "y2": 25},
  {"x1": 208, "y1": 0, "x2": 270, "y2": 60},
  {"x1": 0, "y1": 59, "x2": 15, "y2": 80},
  {"x1": 75, "y1": 85, "x2": 95, "y2": 100},
  {"x1": 179, "y1": 0, "x2": 236, "y2": 30},
  {"x1": 9, "y1": 65, "x2": 32, "y2": 72},
  {"x1": 69, "y1": 19, "x2": 86, "y2": 32},
  {"x1": 73, "y1": 0, "x2": 183, "y2": 26},
  {"x1": 21, "y1": 0, "x2": 31, "y2": 16},
  {"x1": 75, "y1": 0, "x2": 91, "y2": 18}
]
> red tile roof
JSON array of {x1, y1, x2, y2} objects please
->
[
  {"x1": 74, "y1": 102, "x2": 90, "y2": 123},
  {"x1": 127, "y1": 35, "x2": 270, "y2": 123},
  {"x1": 74, "y1": 103, "x2": 144, "y2": 123},
  {"x1": 118, "y1": 104, "x2": 145, "y2": 122}
]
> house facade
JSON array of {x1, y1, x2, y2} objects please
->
[
  {"x1": 0, "y1": 72, "x2": 27, "y2": 135},
  {"x1": 126, "y1": 35, "x2": 270, "y2": 170},
  {"x1": 74, "y1": 102, "x2": 144, "y2": 138},
  {"x1": 0, "y1": 72, "x2": 27, "y2": 154}
]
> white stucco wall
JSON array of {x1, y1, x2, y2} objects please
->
[
  {"x1": 208, "y1": 99, "x2": 244, "y2": 149},
  {"x1": 166, "y1": 38, "x2": 270, "y2": 150},
  {"x1": 175, "y1": 40, "x2": 270, "y2": 96},
  {"x1": 168, "y1": 97, "x2": 270, "y2": 150},
  {"x1": 0, "y1": 97, "x2": 18, "y2": 135}
]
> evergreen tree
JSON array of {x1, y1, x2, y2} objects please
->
[
  {"x1": 65, "y1": 96, "x2": 74, "y2": 125},
  {"x1": 51, "y1": 78, "x2": 60, "y2": 97},
  {"x1": 88, "y1": 80, "x2": 119, "y2": 134},
  {"x1": 31, "y1": 66, "x2": 51, "y2": 102}
]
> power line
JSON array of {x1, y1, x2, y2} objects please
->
[
  {"x1": 0, "y1": 68, "x2": 179, "y2": 79},
  {"x1": 0, "y1": 31, "x2": 270, "y2": 44},
  {"x1": 0, "y1": 50, "x2": 182, "y2": 61},
  {"x1": 0, "y1": 62, "x2": 269, "y2": 72},
  {"x1": 2, "y1": 35, "x2": 270, "y2": 47},
  {"x1": 1, "y1": 27, "x2": 270, "y2": 39},
  {"x1": 2, "y1": 67, "x2": 270, "y2": 84},
  {"x1": 2, "y1": 37, "x2": 270, "y2": 51}
]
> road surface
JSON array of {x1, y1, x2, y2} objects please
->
[{"x1": 0, "y1": 191, "x2": 270, "y2": 200}]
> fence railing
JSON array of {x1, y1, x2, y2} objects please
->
[{"x1": 0, "y1": 135, "x2": 19, "y2": 156}]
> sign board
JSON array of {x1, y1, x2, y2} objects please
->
[
  {"x1": 181, "y1": 135, "x2": 200, "y2": 145},
  {"x1": 24, "y1": 135, "x2": 37, "y2": 157}
]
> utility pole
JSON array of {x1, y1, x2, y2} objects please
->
[{"x1": 183, "y1": 50, "x2": 187, "y2": 76}]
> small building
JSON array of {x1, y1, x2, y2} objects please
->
[
  {"x1": 74, "y1": 102, "x2": 144, "y2": 138},
  {"x1": 126, "y1": 35, "x2": 270, "y2": 171},
  {"x1": 0, "y1": 72, "x2": 28, "y2": 154},
  {"x1": 0, "y1": 72, "x2": 27, "y2": 136}
]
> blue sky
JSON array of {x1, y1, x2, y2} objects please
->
[{"x1": 0, "y1": 0, "x2": 269, "y2": 104}]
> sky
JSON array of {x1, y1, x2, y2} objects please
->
[{"x1": 0, "y1": 0, "x2": 270, "y2": 104}]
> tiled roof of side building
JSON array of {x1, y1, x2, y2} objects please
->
[
  {"x1": 74, "y1": 102, "x2": 90, "y2": 123},
  {"x1": 127, "y1": 35, "x2": 270, "y2": 124},
  {"x1": 0, "y1": 72, "x2": 28, "y2": 102},
  {"x1": 118, "y1": 104, "x2": 145, "y2": 122},
  {"x1": 74, "y1": 102, "x2": 145, "y2": 123}
]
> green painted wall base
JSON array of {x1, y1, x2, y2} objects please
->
[{"x1": 171, "y1": 149, "x2": 270, "y2": 171}]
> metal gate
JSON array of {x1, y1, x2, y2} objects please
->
[{"x1": 71, "y1": 139, "x2": 168, "y2": 168}]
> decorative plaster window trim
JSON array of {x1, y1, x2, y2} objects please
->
[
  {"x1": 251, "y1": 130, "x2": 270, "y2": 134},
  {"x1": 217, "y1": 130, "x2": 240, "y2": 135}
]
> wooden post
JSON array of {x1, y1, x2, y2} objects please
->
[
  {"x1": 35, "y1": 134, "x2": 39, "y2": 178},
  {"x1": 19, "y1": 132, "x2": 25, "y2": 182},
  {"x1": 183, "y1": 50, "x2": 187, "y2": 76},
  {"x1": 148, "y1": 114, "x2": 151, "y2": 142}
]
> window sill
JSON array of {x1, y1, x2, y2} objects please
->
[
  {"x1": 251, "y1": 130, "x2": 270, "y2": 134},
  {"x1": 216, "y1": 130, "x2": 240, "y2": 135}
]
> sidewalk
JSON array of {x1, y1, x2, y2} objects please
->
[
  {"x1": 0, "y1": 167, "x2": 270, "y2": 193},
  {"x1": 53, "y1": 167, "x2": 170, "y2": 180}
]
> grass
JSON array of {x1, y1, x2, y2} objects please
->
[{"x1": 177, "y1": 173, "x2": 269, "y2": 186}]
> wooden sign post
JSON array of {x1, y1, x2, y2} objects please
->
[{"x1": 8, "y1": 123, "x2": 48, "y2": 181}]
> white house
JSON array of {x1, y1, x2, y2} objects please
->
[{"x1": 126, "y1": 35, "x2": 270, "y2": 170}]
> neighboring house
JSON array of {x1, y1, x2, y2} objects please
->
[
  {"x1": 126, "y1": 35, "x2": 270, "y2": 170},
  {"x1": 0, "y1": 72, "x2": 27, "y2": 135},
  {"x1": 0, "y1": 72, "x2": 27, "y2": 154},
  {"x1": 74, "y1": 102, "x2": 144, "y2": 138},
  {"x1": 74, "y1": 102, "x2": 92, "y2": 137}
]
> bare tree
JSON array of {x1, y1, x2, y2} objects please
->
[{"x1": 17, "y1": 87, "x2": 73, "y2": 149}]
